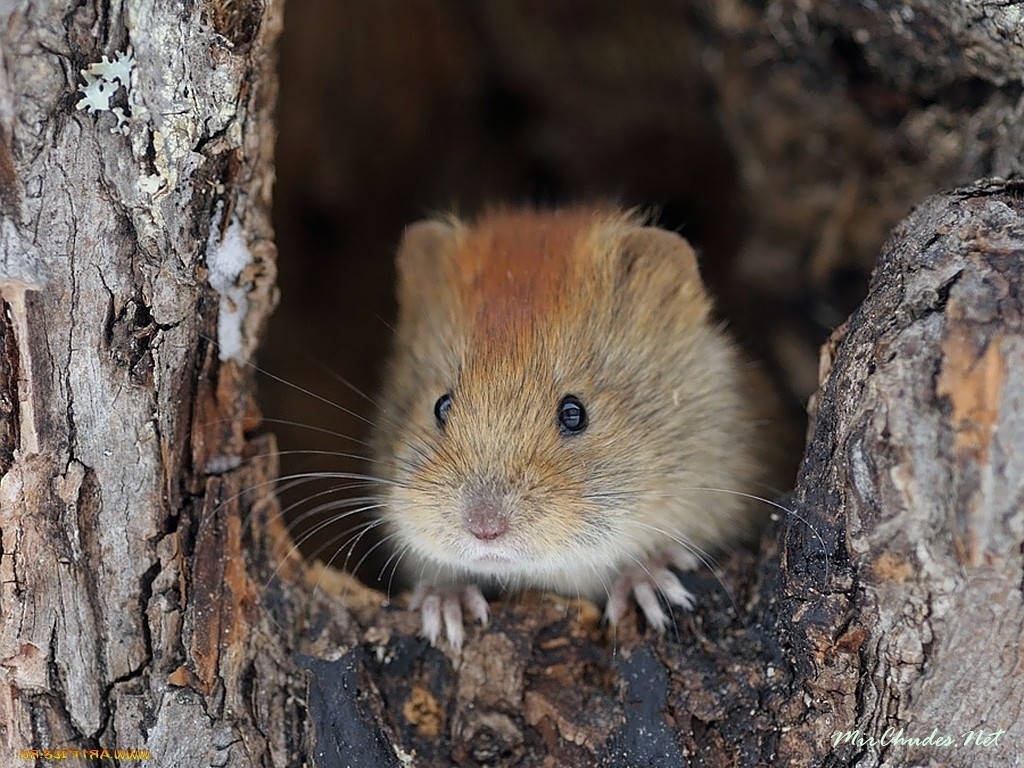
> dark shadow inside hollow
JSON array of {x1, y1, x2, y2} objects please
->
[{"x1": 262, "y1": 1, "x2": 819, "y2": 588}]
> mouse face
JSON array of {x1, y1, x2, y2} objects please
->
[{"x1": 372, "y1": 208, "x2": 756, "y2": 597}]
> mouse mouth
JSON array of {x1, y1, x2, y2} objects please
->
[
  {"x1": 466, "y1": 557, "x2": 518, "y2": 577},
  {"x1": 474, "y1": 553, "x2": 513, "y2": 565},
  {"x1": 460, "y1": 541, "x2": 519, "y2": 574}
]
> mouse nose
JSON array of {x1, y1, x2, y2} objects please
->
[{"x1": 464, "y1": 498, "x2": 509, "y2": 541}]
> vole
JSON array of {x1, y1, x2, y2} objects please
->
[{"x1": 371, "y1": 206, "x2": 765, "y2": 648}]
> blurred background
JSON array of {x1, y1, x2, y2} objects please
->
[{"x1": 261, "y1": 0, "x2": 1015, "y2": 585}]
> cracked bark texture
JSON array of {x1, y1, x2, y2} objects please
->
[
  {"x1": 779, "y1": 179, "x2": 1024, "y2": 766},
  {"x1": 0, "y1": 2, "x2": 306, "y2": 766}
]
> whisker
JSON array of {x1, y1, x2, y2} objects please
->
[
  {"x1": 199, "y1": 415, "x2": 375, "y2": 450},
  {"x1": 623, "y1": 520, "x2": 737, "y2": 614},
  {"x1": 339, "y1": 517, "x2": 391, "y2": 575},
  {"x1": 317, "y1": 364, "x2": 385, "y2": 412},
  {"x1": 237, "y1": 470, "x2": 395, "y2": 536},
  {"x1": 346, "y1": 530, "x2": 401, "y2": 582},
  {"x1": 309, "y1": 518, "x2": 387, "y2": 572},
  {"x1": 290, "y1": 505, "x2": 385, "y2": 559},
  {"x1": 242, "y1": 355, "x2": 382, "y2": 432},
  {"x1": 233, "y1": 473, "x2": 364, "y2": 532},
  {"x1": 682, "y1": 487, "x2": 830, "y2": 579},
  {"x1": 262, "y1": 503, "x2": 385, "y2": 592},
  {"x1": 264, "y1": 448, "x2": 372, "y2": 462},
  {"x1": 582, "y1": 484, "x2": 829, "y2": 581},
  {"x1": 385, "y1": 544, "x2": 411, "y2": 601},
  {"x1": 377, "y1": 540, "x2": 406, "y2": 584},
  {"x1": 227, "y1": 469, "x2": 391, "y2": 524},
  {"x1": 303, "y1": 520, "x2": 390, "y2": 596},
  {"x1": 281, "y1": 491, "x2": 381, "y2": 536}
]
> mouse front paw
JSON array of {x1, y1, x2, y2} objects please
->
[
  {"x1": 605, "y1": 545, "x2": 700, "y2": 632},
  {"x1": 409, "y1": 583, "x2": 489, "y2": 649}
]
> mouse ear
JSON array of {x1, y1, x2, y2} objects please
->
[
  {"x1": 607, "y1": 225, "x2": 712, "y2": 324},
  {"x1": 395, "y1": 219, "x2": 458, "y2": 307},
  {"x1": 616, "y1": 226, "x2": 702, "y2": 287}
]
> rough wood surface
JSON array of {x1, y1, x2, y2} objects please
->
[
  {"x1": 790, "y1": 179, "x2": 1024, "y2": 766},
  {"x1": 0, "y1": 2, "x2": 296, "y2": 765}
]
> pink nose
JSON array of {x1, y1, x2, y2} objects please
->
[{"x1": 465, "y1": 502, "x2": 509, "y2": 541}]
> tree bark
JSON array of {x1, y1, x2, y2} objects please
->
[
  {"x1": 774, "y1": 179, "x2": 1024, "y2": 766},
  {"x1": 0, "y1": 2, "x2": 297, "y2": 765}
]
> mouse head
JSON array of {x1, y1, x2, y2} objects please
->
[{"x1": 372, "y1": 208, "x2": 748, "y2": 591}]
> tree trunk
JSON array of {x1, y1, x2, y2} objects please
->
[
  {"x1": 0, "y1": 2, "x2": 299, "y2": 765},
  {"x1": 3, "y1": 2, "x2": 1023, "y2": 768}
]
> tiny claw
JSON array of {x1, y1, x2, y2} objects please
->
[
  {"x1": 666, "y1": 544, "x2": 700, "y2": 573},
  {"x1": 633, "y1": 580, "x2": 668, "y2": 631},
  {"x1": 605, "y1": 553, "x2": 698, "y2": 632},
  {"x1": 460, "y1": 584, "x2": 490, "y2": 626},
  {"x1": 441, "y1": 592, "x2": 464, "y2": 649},
  {"x1": 410, "y1": 584, "x2": 489, "y2": 649},
  {"x1": 417, "y1": 590, "x2": 444, "y2": 645},
  {"x1": 651, "y1": 566, "x2": 696, "y2": 611}
]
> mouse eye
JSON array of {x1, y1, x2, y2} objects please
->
[
  {"x1": 557, "y1": 395, "x2": 588, "y2": 435},
  {"x1": 434, "y1": 393, "x2": 453, "y2": 429}
]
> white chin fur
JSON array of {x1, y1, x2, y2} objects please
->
[
  {"x1": 430, "y1": 549, "x2": 619, "y2": 599},
  {"x1": 404, "y1": 527, "x2": 628, "y2": 597}
]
